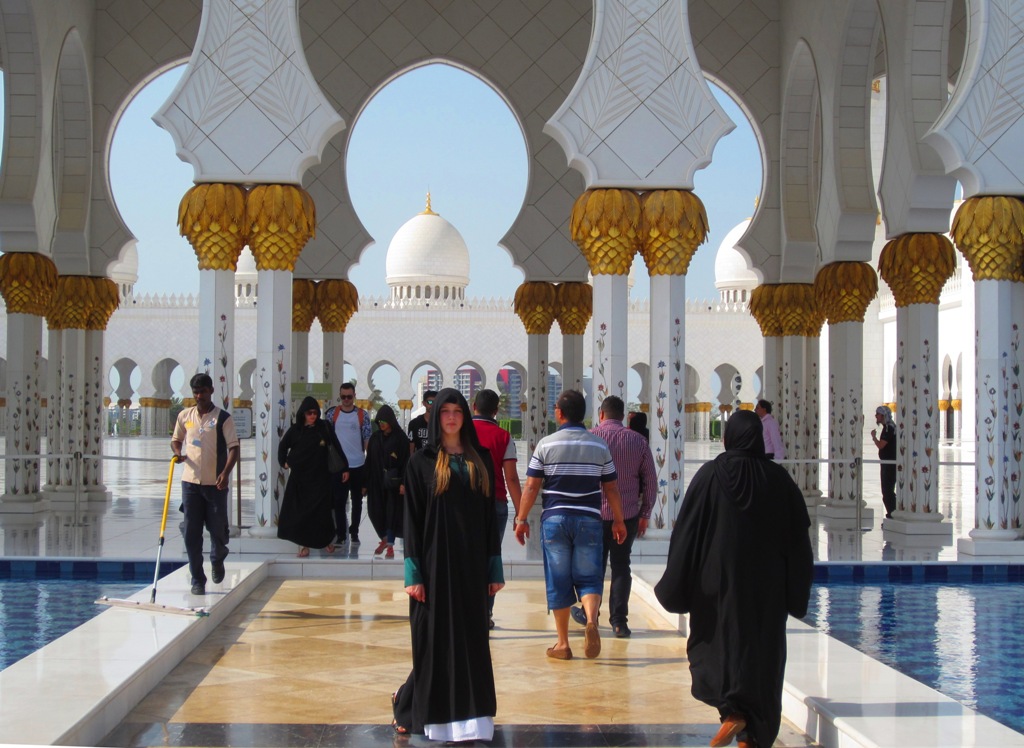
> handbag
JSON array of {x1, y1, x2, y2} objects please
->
[
  {"x1": 325, "y1": 427, "x2": 345, "y2": 474},
  {"x1": 383, "y1": 467, "x2": 403, "y2": 489}
]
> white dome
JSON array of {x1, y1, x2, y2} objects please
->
[
  {"x1": 109, "y1": 240, "x2": 139, "y2": 283},
  {"x1": 714, "y1": 218, "x2": 759, "y2": 291},
  {"x1": 386, "y1": 197, "x2": 470, "y2": 287}
]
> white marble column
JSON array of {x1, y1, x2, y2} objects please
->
[
  {"x1": 802, "y1": 337, "x2": 822, "y2": 500},
  {"x1": 55, "y1": 327, "x2": 87, "y2": 497},
  {"x1": 886, "y1": 304, "x2": 949, "y2": 534},
  {"x1": 82, "y1": 329, "x2": 111, "y2": 501},
  {"x1": 821, "y1": 321, "x2": 867, "y2": 516},
  {"x1": 650, "y1": 274, "x2": 686, "y2": 528},
  {"x1": 251, "y1": 270, "x2": 293, "y2": 537},
  {"x1": 198, "y1": 269, "x2": 236, "y2": 411},
  {"x1": 525, "y1": 333, "x2": 550, "y2": 456},
  {"x1": 322, "y1": 331, "x2": 344, "y2": 393},
  {"x1": 43, "y1": 328, "x2": 61, "y2": 488},
  {"x1": 292, "y1": 331, "x2": 310, "y2": 386},
  {"x1": 781, "y1": 335, "x2": 806, "y2": 487},
  {"x1": 1, "y1": 314, "x2": 45, "y2": 502},
  {"x1": 561, "y1": 335, "x2": 584, "y2": 393},
  {"x1": 591, "y1": 273, "x2": 629, "y2": 410},
  {"x1": 959, "y1": 279, "x2": 1024, "y2": 554}
]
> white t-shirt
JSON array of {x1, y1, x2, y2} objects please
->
[{"x1": 334, "y1": 408, "x2": 366, "y2": 468}]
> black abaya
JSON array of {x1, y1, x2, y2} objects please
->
[
  {"x1": 365, "y1": 405, "x2": 410, "y2": 540},
  {"x1": 394, "y1": 389, "x2": 502, "y2": 737},
  {"x1": 655, "y1": 410, "x2": 812, "y2": 748},
  {"x1": 277, "y1": 397, "x2": 347, "y2": 549}
]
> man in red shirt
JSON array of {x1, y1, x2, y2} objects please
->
[{"x1": 472, "y1": 389, "x2": 522, "y2": 629}]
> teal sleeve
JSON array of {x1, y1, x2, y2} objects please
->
[
  {"x1": 405, "y1": 557, "x2": 423, "y2": 586},
  {"x1": 488, "y1": 555, "x2": 504, "y2": 584}
]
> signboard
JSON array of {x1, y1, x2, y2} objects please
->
[
  {"x1": 290, "y1": 382, "x2": 333, "y2": 401},
  {"x1": 232, "y1": 407, "x2": 253, "y2": 439}
]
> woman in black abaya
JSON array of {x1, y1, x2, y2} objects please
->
[
  {"x1": 654, "y1": 410, "x2": 812, "y2": 748},
  {"x1": 277, "y1": 396, "x2": 348, "y2": 557},
  {"x1": 365, "y1": 404, "x2": 410, "y2": 558},
  {"x1": 392, "y1": 388, "x2": 503, "y2": 742}
]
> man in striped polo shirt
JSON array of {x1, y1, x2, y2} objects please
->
[{"x1": 514, "y1": 390, "x2": 626, "y2": 661}]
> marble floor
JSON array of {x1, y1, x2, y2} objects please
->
[
  {"x1": 100, "y1": 578, "x2": 815, "y2": 748},
  {"x1": 2, "y1": 435, "x2": 1019, "y2": 748}
]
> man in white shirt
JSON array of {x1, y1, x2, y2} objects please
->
[
  {"x1": 325, "y1": 382, "x2": 370, "y2": 545},
  {"x1": 755, "y1": 399, "x2": 785, "y2": 461}
]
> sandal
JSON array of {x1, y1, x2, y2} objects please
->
[
  {"x1": 326, "y1": 544, "x2": 336, "y2": 554},
  {"x1": 391, "y1": 719, "x2": 408, "y2": 735},
  {"x1": 297, "y1": 547, "x2": 310, "y2": 558}
]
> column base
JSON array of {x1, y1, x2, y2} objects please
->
[
  {"x1": 817, "y1": 504, "x2": 874, "y2": 531},
  {"x1": 882, "y1": 513, "x2": 950, "y2": 535},
  {"x1": 958, "y1": 537, "x2": 1024, "y2": 557},
  {"x1": 0, "y1": 492, "x2": 43, "y2": 505},
  {"x1": 882, "y1": 530, "x2": 952, "y2": 560}
]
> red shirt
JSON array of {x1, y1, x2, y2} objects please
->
[{"x1": 472, "y1": 416, "x2": 516, "y2": 501}]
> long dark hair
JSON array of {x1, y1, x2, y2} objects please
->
[{"x1": 427, "y1": 388, "x2": 491, "y2": 498}]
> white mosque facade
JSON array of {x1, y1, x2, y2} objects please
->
[{"x1": 0, "y1": 191, "x2": 976, "y2": 456}]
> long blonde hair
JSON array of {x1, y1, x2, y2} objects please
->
[{"x1": 433, "y1": 445, "x2": 491, "y2": 498}]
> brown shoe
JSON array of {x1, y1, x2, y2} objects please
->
[
  {"x1": 584, "y1": 622, "x2": 601, "y2": 658},
  {"x1": 546, "y1": 646, "x2": 573, "y2": 660},
  {"x1": 710, "y1": 714, "x2": 746, "y2": 747}
]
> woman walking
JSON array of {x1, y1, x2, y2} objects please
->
[
  {"x1": 277, "y1": 396, "x2": 348, "y2": 557},
  {"x1": 392, "y1": 388, "x2": 503, "y2": 742},
  {"x1": 366, "y1": 404, "x2": 410, "y2": 559}
]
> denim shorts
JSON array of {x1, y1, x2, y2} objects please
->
[{"x1": 541, "y1": 513, "x2": 605, "y2": 610}]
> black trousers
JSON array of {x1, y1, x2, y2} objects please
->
[
  {"x1": 880, "y1": 464, "x2": 897, "y2": 517},
  {"x1": 181, "y1": 481, "x2": 229, "y2": 585},
  {"x1": 602, "y1": 515, "x2": 640, "y2": 626},
  {"x1": 333, "y1": 464, "x2": 366, "y2": 541}
]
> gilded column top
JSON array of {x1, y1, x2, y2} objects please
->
[
  {"x1": 639, "y1": 189, "x2": 708, "y2": 276},
  {"x1": 748, "y1": 285, "x2": 782, "y2": 337},
  {"x1": 0, "y1": 252, "x2": 58, "y2": 316},
  {"x1": 878, "y1": 233, "x2": 956, "y2": 306},
  {"x1": 554, "y1": 282, "x2": 592, "y2": 336},
  {"x1": 246, "y1": 185, "x2": 316, "y2": 272},
  {"x1": 514, "y1": 281, "x2": 557, "y2": 335},
  {"x1": 570, "y1": 189, "x2": 640, "y2": 275},
  {"x1": 316, "y1": 279, "x2": 359, "y2": 333},
  {"x1": 951, "y1": 196, "x2": 1024, "y2": 283},
  {"x1": 179, "y1": 183, "x2": 248, "y2": 271},
  {"x1": 771, "y1": 283, "x2": 819, "y2": 337},
  {"x1": 814, "y1": 261, "x2": 878, "y2": 324},
  {"x1": 292, "y1": 279, "x2": 317, "y2": 333}
]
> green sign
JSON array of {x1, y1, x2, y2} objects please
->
[{"x1": 290, "y1": 382, "x2": 333, "y2": 400}]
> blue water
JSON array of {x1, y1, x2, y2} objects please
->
[
  {"x1": 802, "y1": 581, "x2": 1024, "y2": 735},
  {"x1": 0, "y1": 579, "x2": 146, "y2": 670}
]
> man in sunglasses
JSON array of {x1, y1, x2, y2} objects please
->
[
  {"x1": 325, "y1": 382, "x2": 369, "y2": 545},
  {"x1": 407, "y1": 389, "x2": 437, "y2": 452}
]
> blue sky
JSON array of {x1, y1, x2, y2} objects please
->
[{"x1": 110, "y1": 63, "x2": 762, "y2": 302}]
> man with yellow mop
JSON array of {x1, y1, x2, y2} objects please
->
[{"x1": 171, "y1": 373, "x2": 240, "y2": 596}]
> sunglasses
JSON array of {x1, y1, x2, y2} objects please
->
[{"x1": 340, "y1": 395, "x2": 354, "y2": 400}]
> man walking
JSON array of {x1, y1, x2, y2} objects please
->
[
  {"x1": 871, "y1": 405, "x2": 898, "y2": 520},
  {"x1": 407, "y1": 389, "x2": 436, "y2": 452},
  {"x1": 755, "y1": 399, "x2": 785, "y2": 461},
  {"x1": 325, "y1": 382, "x2": 370, "y2": 545},
  {"x1": 515, "y1": 390, "x2": 625, "y2": 660},
  {"x1": 472, "y1": 388, "x2": 523, "y2": 629},
  {"x1": 171, "y1": 372, "x2": 239, "y2": 596},
  {"x1": 569, "y1": 396, "x2": 656, "y2": 638}
]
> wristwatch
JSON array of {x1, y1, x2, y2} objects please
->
[{"x1": 514, "y1": 517, "x2": 529, "y2": 526}]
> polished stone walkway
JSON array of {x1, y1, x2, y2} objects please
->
[{"x1": 101, "y1": 578, "x2": 815, "y2": 748}]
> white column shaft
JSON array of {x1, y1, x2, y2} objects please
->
[
  {"x1": 561, "y1": 334, "x2": 584, "y2": 393},
  {"x1": 43, "y1": 328, "x2": 61, "y2": 488},
  {"x1": 894, "y1": 304, "x2": 942, "y2": 520},
  {"x1": 525, "y1": 333, "x2": 549, "y2": 456},
  {"x1": 803, "y1": 337, "x2": 821, "y2": 497},
  {"x1": 82, "y1": 329, "x2": 109, "y2": 497},
  {"x1": 58, "y1": 328, "x2": 87, "y2": 490},
  {"x1": 781, "y1": 336, "x2": 806, "y2": 484},
  {"x1": 969, "y1": 280, "x2": 1023, "y2": 540},
  {"x1": 323, "y1": 331, "x2": 344, "y2": 393},
  {"x1": 197, "y1": 269, "x2": 236, "y2": 411},
  {"x1": 650, "y1": 274, "x2": 685, "y2": 527},
  {"x1": 825, "y1": 321, "x2": 865, "y2": 505},
  {"x1": 292, "y1": 331, "x2": 310, "y2": 385},
  {"x1": 591, "y1": 274, "x2": 628, "y2": 409},
  {"x1": 2, "y1": 314, "x2": 44, "y2": 501},
  {"x1": 251, "y1": 270, "x2": 293, "y2": 536}
]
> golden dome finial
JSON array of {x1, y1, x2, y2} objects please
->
[{"x1": 421, "y1": 192, "x2": 437, "y2": 216}]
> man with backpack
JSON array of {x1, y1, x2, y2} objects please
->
[
  {"x1": 171, "y1": 372, "x2": 239, "y2": 595},
  {"x1": 325, "y1": 382, "x2": 371, "y2": 545}
]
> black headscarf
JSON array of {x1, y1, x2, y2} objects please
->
[
  {"x1": 713, "y1": 409, "x2": 768, "y2": 508},
  {"x1": 628, "y1": 412, "x2": 650, "y2": 441},
  {"x1": 425, "y1": 388, "x2": 482, "y2": 455},
  {"x1": 294, "y1": 396, "x2": 321, "y2": 425}
]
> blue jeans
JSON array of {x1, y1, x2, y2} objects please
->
[
  {"x1": 487, "y1": 501, "x2": 509, "y2": 615},
  {"x1": 541, "y1": 513, "x2": 604, "y2": 610},
  {"x1": 181, "y1": 481, "x2": 229, "y2": 585}
]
